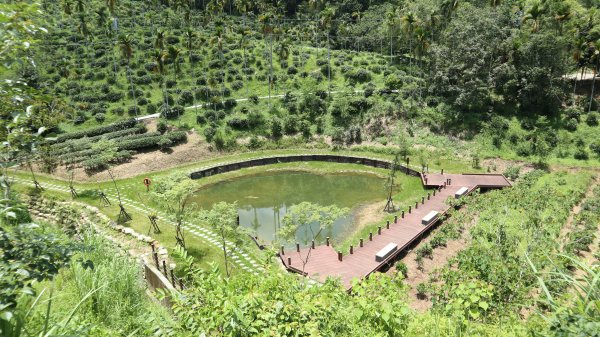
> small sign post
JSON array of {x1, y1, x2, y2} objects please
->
[{"x1": 143, "y1": 177, "x2": 152, "y2": 192}]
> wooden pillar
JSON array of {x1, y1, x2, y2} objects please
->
[
  {"x1": 425, "y1": 177, "x2": 428, "y2": 184},
  {"x1": 170, "y1": 269, "x2": 176, "y2": 286},
  {"x1": 394, "y1": 215, "x2": 398, "y2": 223},
  {"x1": 296, "y1": 242, "x2": 300, "y2": 252},
  {"x1": 441, "y1": 168, "x2": 444, "y2": 174},
  {"x1": 360, "y1": 238, "x2": 364, "y2": 247},
  {"x1": 162, "y1": 260, "x2": 168, "y2": 276},
  {"x1": 433, "y1": 189, "x2": 436, "y2": 196},
  {"x1": 179, "y1": 279, "x2": 184, "y2": 290},
  {"x1": 378, "y1": 226, "x2": 382, "y2": 235},
  {"x1": 281, "y1": 245, "x2": 285, "y2": 255},
  {"x1": 401, "y1": 210, "x2": 405, "y2": 218},
  {"x1": 408, "y1": 206, "x2": 411, "y2": 214},
  {"x1": 386, "y1": 220, "x2": 390, "y2": 229},
  {"x1": 326, "y1": 237, "x2": 330, "y2": 246},
  {"x1": 369, "y1": 233, "x2": 373, "y2": 241},
  {"x1": 427, "y1": 193, "x2": 430, "y2": 200},
  {"x1": 153, "y1": 251, "x2": 159, "y2": 268},
  {"x1": 415, "y1": 201, "x2": 419, "y2": 209},
  {"x1": 422, "y1": 197, "x2": 425, "y2": 204},
  {"x1": 287, "y1": 257, "x2": 291, "y2": 265},
  {"x1": 338, "y1": 252, "x2": 342, "y2": 261},
  {"x1": 311, "y1": 240, "x2": 315, "y2": 249},
  {"x1": 350, "y1": 245, "x2": 354, "y2": 254},
  {"x1": 449, "y1": 178, "x2": 452, "y2": 185}
]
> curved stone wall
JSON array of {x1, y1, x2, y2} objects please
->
[{"x1": 189, "y1": 154, "x2": 421, "y2": 179}]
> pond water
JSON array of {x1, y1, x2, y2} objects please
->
[{"x1": 187, "y1": 171, "x2": 386, "y2": 246}]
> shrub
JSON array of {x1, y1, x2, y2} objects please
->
[
  {"x1": 503, "y1": 166, "x2": 521, "y2": 180},
  {"x1": 574, "y1": 148, "x2": 589, "y2": 160},
  {"x1": 178, "y1": 90, "x2": 194, "y2": 105},
  {"x1": 157, "y1": 120, "x2": 168, "y2": 134},
  {"x1": 270, "y1": 118, "x2": 283, "y2": 139},
  {"x1": 204, "y1": 127, "x2": 216, "y2": 142},
  {"x1": 127, "y1": 106, "x2": 140, "y2": 116},
  {"x1": 585, "y1": 112, "x2": 599, "y2": 126},
  {"x1": 248, "y1": 136, "x2": 262, "y2": 149},
  {"x1": 590, "y1": 141, "x2": 600, "y2": 157},
  {"x1": 564, "y1": 117, "x2": 578, "y2": 132},
  {"x1": 249, "y1": 95, "x2": 259, "y2": 104},
  {"x1": 158, "y1": 136, "x2": 173, "y2": 150},
  {"x1": 395, "y1": 262, "x2": 408, "y2": 278},
  {"x1": 94, "y1": 113, "x2": 106, "y2": 123}
]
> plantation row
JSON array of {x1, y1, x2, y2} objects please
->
[
  {"x1": 44, "y1": 118, "x2": 187, "y2": 171},
  {"x1": 420, "y1": 170, "x2": 593, "y2": 321}
]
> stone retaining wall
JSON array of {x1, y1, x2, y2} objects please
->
[{"x1": 190, "y1": 154, "x2": 420, "y2": 179}]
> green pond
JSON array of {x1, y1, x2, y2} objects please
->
[{"x1": 187, "y1": 171, "x2": 386, "y2": 246}]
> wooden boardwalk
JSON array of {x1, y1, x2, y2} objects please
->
[{"x1": 280, "y1": 173, "x2": 511, "y2": 289}]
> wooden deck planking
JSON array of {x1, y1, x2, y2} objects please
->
[{"x1": 281, "y1": 173, "x2": 511, "y2": 289}]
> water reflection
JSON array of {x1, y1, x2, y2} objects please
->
[{"x1": 187, "y1": 171, "x2": 384, "y2": 246}]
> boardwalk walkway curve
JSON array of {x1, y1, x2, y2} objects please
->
[{"x1": 187, "y1": 154, "x2": 512, "y2": 289}]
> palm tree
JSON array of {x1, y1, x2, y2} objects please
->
[
  {"x1": 106, "y1": 0, "x2": 117, "y2": 15},
  {"x1": 118, "y1": 34, "x2": 138, "y2": 116},
  {"x1": 401, "y1": 11, "x2": 418, "y2": 70},
  {"x1": 522, "y1": 1, "x2": 545, "y2": 33},
  {"x1": 154, "y1": 29, "x2": 165, "y2": 49},
  {"x1": 63, "y1": 0, "x2": 72, "y2": 15},
  {"x1": 168, "y1": 45, "x2": 182, "y2": 74},
  {"x1": 238, "y1": 29, "x2": 250, "y2": 96},
  {"x1": 184, "y1": 29, "x2": 195, "y2": 61},
  {"x1": 589, "y1": 43, "x2": 599, "y2": 112},
  {"x1": 153, "y1": 49, "x2": 167, "y2": 75},
  {"x1": 384, "y1": 10, "x2": 397, "y2": 63}
]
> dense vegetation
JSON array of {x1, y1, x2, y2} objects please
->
[{"x1": 1, "y1": 0, "x2": 600, "y2": 336}]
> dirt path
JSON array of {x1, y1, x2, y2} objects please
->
[
  {"x1": 558, "y1": 174, "x2": 599, "y2": 251},
  {"x1": 388, "y1": 209, "x2": 479, "y2": 312}
]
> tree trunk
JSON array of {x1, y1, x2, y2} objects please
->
[{"x1": 590, "y1": 59, "x2": 599, "y2": 112}]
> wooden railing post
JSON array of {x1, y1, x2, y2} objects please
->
[
  {"x1": 338, "y1": 252, "x2": 342, "y2": 261},
  {"x1": 427, "y1": 193, "x2": 430, "y2": 200},
  {"x1": 326, "y1": 237, "x2": 330, "y2": 246},
  {"x1": 360, "y1": 238, "x2": 364, "y2": 247},
  {"x1": 296, "y1": 243, "x2": 300, "y2": 252},
  {"x1": 408, "y1": 206, "x2": 411, "y2": 214},
  {"x1": 350, "y1": 245, "x2": 354, "y2": 254},
  {"x1": 369, "y1": 233, "x2": 373, "y2": 241},
  {"x1": 401, "y1": 210, "x2": 405, "y2": 218},
  {"x1": 281, "y1": 245, "x2": 285, "y2": 255},
  {"x1": 394, "y1": 215, "x2": 398, "y2": 223},
  {"x1": 311, "y1": 240, "x2": 315, "y2": 249},
  {"x1": 422, "y1": 197, "x2": 425, "y2": 204},
  {"x1": 162, "y1": 260, "x2": 168, "y2": 276},
  {"x1": 378, "y1": 226, "x2": 382, "y2": 235},
  {"x1": 287, "y1": 257, "x2": 292, "y2": 265},
  {"x1": 433, "y1": 189, "x2": 436, "y2": 196},
  {"x1": 415, "y1": 201, "x2": 419, "y2": 209},
  {"x1": 386, "y1": 220, "x2": 390, "y2": 229}
]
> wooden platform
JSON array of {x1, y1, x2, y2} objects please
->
[{"x1": 280, "y1": 173, "x2": 511, "y2": 289}]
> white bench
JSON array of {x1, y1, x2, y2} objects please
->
[
  {"x1": 421, "y1": 211, "x2": 439, "y2": 225},
  {"x1": 375, "y1": 243, "x2": 398, "y2": 262},
  {"x1": 454, "y1": 187, "x2": 469, "y2": 198}
]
